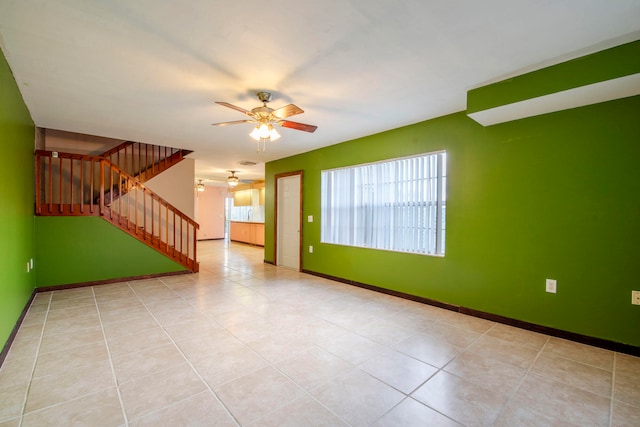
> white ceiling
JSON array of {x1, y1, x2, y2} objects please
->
[{"x1": 1, "y1": 1, "x2": 639, "y2": 183}]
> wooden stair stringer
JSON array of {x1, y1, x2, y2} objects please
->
[
  {"x1": 135, "y1": 149, "x2": 193, "y2": 183},
  {"x1": 99, "y1": 148, "x2": 193, "y2": 205},
  {"x1": 100, "y1": 208, "x2": 199, "y2": 272}
]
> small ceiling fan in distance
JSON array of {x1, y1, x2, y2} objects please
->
[{"x1": 212, "y1": 92, "x2": 317, "y2": 149}]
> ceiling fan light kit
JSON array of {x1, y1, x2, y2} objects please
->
[
  {"x1": 249, "y1": 123, "x2": 280, "y2": 142},
  {"x1": 213, "y1": 91, "x2": 317, "y2": 152},
  {"x1": 227, "y1": 171, "x2": 239, "y2": 187}
]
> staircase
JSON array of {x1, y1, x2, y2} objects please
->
[
  {"x1": 35, "y1": 142, "x2": 199, "y2": 272},
  {"x1": 102, "y1": 141, "x2": 192, "y2": 183}
]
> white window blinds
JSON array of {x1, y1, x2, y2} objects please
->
[{"x1": 321, "y1": 151, "x2": 446, "y2": 256}]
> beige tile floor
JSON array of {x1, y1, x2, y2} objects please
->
[{"x1": 1, "y1": 240, "x2": 639, "y2": 426}]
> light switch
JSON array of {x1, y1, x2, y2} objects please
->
[{"x1": 308, "y1": 215, "x2": 313, "y2": 222}]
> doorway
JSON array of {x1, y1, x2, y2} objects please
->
[{"x1": 275, "y1": 171, "x2": 302, "y2": 270}]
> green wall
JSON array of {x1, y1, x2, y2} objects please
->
[
  {"x1": 265, "y1": 51, "x2": 640, "y2": 347},
  {"x1": 1, "y1": 47, "x2": 188, "y2": 352},
  {"x1": 467, "y1": 40, "x2": 640, "y2": 113},
  {"x1": 0, "y1": 49, "x2": 36, "y2": 348},
  {"x1": 35, "y1": 216, "x2": 186, "y2": 287}
]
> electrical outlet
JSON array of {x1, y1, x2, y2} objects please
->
[
  {"x1": 309, "y1": 245, "x2": 314, "y2": 253},
  {"x1": 632, "y1": 291, "x2": 640, "y2": 306},
  {"x1": 308, "y1": 215, "x2": 314, "y2": 223},
  {"x1": 546, "y1": 279, "x2": 557, "y2": 293}
]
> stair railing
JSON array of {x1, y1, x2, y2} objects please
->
[
  {"x1": 100, "y1": 161, "x2": 199, "y2": 271},
  {"x1": 35, "y1": 150, "x2": 198, "y2": 271},
  {"x1": 101, "y1": 141, "x2": 190, "y2": 182},
  {"x1": 35, "y1": 150, "x2": 104, "y2": 216}
]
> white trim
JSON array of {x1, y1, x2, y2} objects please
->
[{"x1": 468, "y1": 73, "x2": 640, "y2": 126}]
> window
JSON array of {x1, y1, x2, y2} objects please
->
[{"x1": 321, "y1": 151, "x2": 446, "y2": 256}]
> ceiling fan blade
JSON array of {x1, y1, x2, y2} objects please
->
[
  {"x1": 272, "y1": 104, "x2": 304, "y2": 119},
  {"x1": 215, "y1": 101, "x2": 252, "y2": 116},
  {"x1": 280, "y1": 120, "x2": 318, "y2": 133},
  {"x1": 212, "y1": 119, "x2": 255, "y2": 126}
]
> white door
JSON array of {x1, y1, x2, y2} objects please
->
[{"x1": 276, "y1": 173, "x2": 301, "y2": 270}]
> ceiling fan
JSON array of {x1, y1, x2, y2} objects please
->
[
  {"x1": 212, "y1": 92, "x2": 318, "y2": 140},
  {"x1": 197, "y1": 171, "x2": 253, "y2": 187}
]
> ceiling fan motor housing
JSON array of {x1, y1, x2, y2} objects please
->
[{"x1": 251, "y1": 106, "x2": 274, "y2": 117}]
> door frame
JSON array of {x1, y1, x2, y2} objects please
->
[{"x1": 274, "y1": 170, "x2": 303, "y2": 270}]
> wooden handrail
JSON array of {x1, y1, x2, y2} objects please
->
[
  {"x1": 101, "y1": 141, "x2": 134, "y2": 158},
  {"x1": 43, "y1": 140, "x2": 189, "y2": 184},
  {"x1": 102, "y1": 162, "x2": 198, "y2": 228},
  {"x1": 35, "y1": 150, "x2": 103, "y2": 162},
  {"x1": 103, "y1": 142, "x2": 189, "y2": 183},
  {"x1": 101, "y1": 161, "x2": 198, "y2": 269},
  {"x1": 35, "y1": 150, "x2": 104, "y2": 215},
  {"x1": 34, "y1": 149, "x2": 199, "y2": 271}
]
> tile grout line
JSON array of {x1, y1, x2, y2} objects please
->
[
  {"x1": 540, "y1": 346, "x2": 619, "y2": 372},
  {"x1": 229, "y1": 281, "x2": 353, "y2": 427},
  {"x1": 185, "y1": 278, "x2": 349, "y2": 426},
  {"x1": 17, "y1": 292, "x2": 53, "y2": 427},
  {"x1": 389, "y1": 316, "x2": 493, "y2": 393},
  {"x1": 491, "y1": 334, "x2": 551, "y2": 424},
  {"x1": 320, "y1": 295, "x2": 492, "y2": 425},
  {"x1": 332, "y1": 280, "x2": 489, "y2": 425},
  {"x1": 286, "y1": 293, "x2": 487, "y2": 425},
  {"x1": 8, "y1": 242, "x2": 635, "y2": 425},
  {"x1": 609, "y1": 352, "x2": 617, "y2": 427},
  {"x1": 128, "y1": 280, "x2": 242, "y2": 426},
  {"x1": 92, "y1": 286, "x2": 129, "y2": 426},
  {"x1": 379, "y1": 320, "x2": 501, "y2": 426},
  {"x1": 175, "y1": 271, "x2": 353, "y2": 426},
  {"x1": 243, "y1": 348, "x2": 351, "y2": 426}
]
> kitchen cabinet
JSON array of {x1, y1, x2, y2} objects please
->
[
  {"x1": 230, "y1": 221, "x2": 264, "y2": 246},
  {"x1": 233, "y1": 189, "x2": 254, "y2": 206}
]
